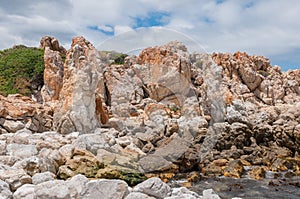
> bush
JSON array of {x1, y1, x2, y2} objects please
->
[{"x1": 0, "y1": 45, "x2": 44, "y2": 96}]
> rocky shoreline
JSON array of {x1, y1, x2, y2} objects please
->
[{"x1": 0, "y1": 36, "x2": 299, "y2": 198}]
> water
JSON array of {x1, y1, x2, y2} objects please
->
[{"x1": 170, "y1": 176, "x2": 300, "y2": 199}]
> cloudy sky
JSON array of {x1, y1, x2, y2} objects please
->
[{"x1": 0, "y1": 0, "x2": 299, "y2": 70}]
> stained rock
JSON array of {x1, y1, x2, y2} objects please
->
[{"x1": 53, "y1": 36, "x2": 105, "y2": 134}]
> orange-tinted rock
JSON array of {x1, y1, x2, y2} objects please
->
[
  {"x1": 0, "y1": 94, "x2": 53, "y2": 132},
  {"x1": 53, "y1": 36, "x2": 106, "y2": 134}
]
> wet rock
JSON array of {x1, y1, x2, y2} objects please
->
[
  {"x1": 249, "y1": 167, "x2": 266, "y2": 180},
  {"x1": 223, "y1": 160, "x2": 244, "y2": 178},
  {"x1": 133, "y1": 177, "x2": 172, "y2": 199}
]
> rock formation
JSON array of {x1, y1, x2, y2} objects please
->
[
  {"x1": 0, "y1": 36, "x2": 299, "y2": 198},
  {"x1": 41, "y1": 37, "x2": 64, "y2": 103},
  {"x1": 52, "y1": 36, "x2": 108, "y2": 134}
]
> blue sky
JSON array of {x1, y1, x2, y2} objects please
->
[{"x1": 0, "y1": 0, "x2": 299, "y2": 70}]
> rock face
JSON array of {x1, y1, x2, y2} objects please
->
[{"x1": 53, "y1": 36, "x2": 107, "y2": 134}]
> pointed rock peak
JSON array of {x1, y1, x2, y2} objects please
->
[{"x1": 40, "y1": 36, "x2": 66, "y2": 54}]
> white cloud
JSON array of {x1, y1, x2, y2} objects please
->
[{"x1": 0, "y1": 0, "x2": 299, "y2": 69}]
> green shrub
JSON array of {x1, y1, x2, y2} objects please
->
[{"x1": 0, "y1": 45, "x2": 44, "y2": 96}]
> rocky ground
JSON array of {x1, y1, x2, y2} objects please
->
[{"x1": 0, "y1": 36, "x2": 299, "y2": 198}]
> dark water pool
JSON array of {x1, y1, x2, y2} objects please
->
[{"x1": 170, "y1": 176, "x2": 300, "y2": 199}]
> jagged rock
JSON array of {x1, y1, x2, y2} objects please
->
[
  {"x1": 212, "y1": 52, "x2": 300, "y2": 105},
  {"x1": 0, "y1": 94, "x2": 53, "y2": 132},
  {"x1": 78, "y1": 179, "x2": 129, "y2": 199},
  {"x1": 53, "y1": 37, "x2": 109, "y2": 134},
  {"x1": 53, "y1": 36, "x2": 106, "y2": 134},
  {"x1": 134, "y1": 41, "x2": 192, "y2": 105},
  {"x1": 41, "y1": 45, "x2": 64, "y2": 102},
  {"x1": 133, "y1": 177, "x2": 172, "y2": 199},
  {"x1": 40, "y1": 36, "x2": 66, "y2": 54},
  {"x1": 13, "y1": 184, "x2": 36, "y2": 199}
]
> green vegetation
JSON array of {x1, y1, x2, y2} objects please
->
[
  {"x1": 101, "y1": 51, "x2": 128, "y2": 65},
  {"x1": 0, "y1": 45, "x2": 44, "y2": 96}
]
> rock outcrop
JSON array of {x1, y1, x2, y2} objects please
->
[
  {"x1": 0, "y1": 36, "x2": 299, "y2": 198},
  {"x1": 53, "y1": 36, "x2": 107, "y2": 134}
]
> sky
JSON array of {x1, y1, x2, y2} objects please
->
[{"x1": 0, "y1": 0, "x2": 299, "y2": 70}]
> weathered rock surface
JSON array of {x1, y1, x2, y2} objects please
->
[
  {"x1": 0, "y1": 36, "x2": 299, "y2": 198},
  {"x1": 0, "y1": 94, "x2": 53, "y2": 133},
  {"x1": 41, "y1": 44, "x2": 64, "y2": 103},
  {"x1": 53, "y1": 36, "x2": 107, "y2": 134}
]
